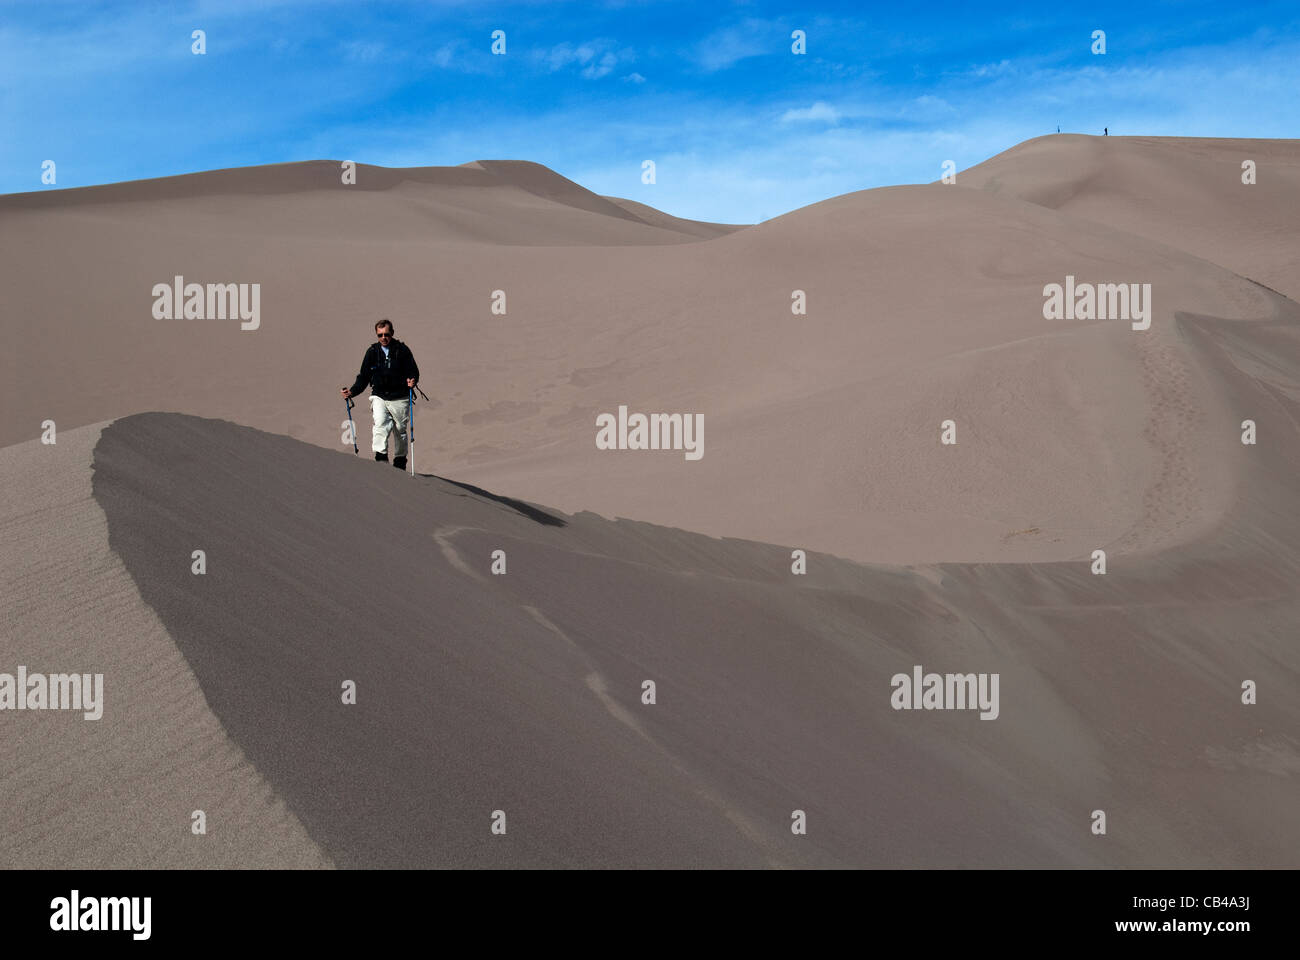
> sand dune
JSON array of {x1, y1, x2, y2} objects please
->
[
  {"x1": 3, "y1": 143, "x2": 1292, "y2": 562},
  {"x1": 31, "y1": 379, "x2": 1299, "y2": 866},
  {"x1": 0, "y1": 158, "x2": 742, "y2": 245},
  {"x1": 2, "y1": 135, "x2": 1298, "y2": 867},
  {"x1": 957, "y1": 135, "x2": 1300, "y2": 300},
  {"x1": 0, "y1": 424, "x2": 330, "y2": 869}
]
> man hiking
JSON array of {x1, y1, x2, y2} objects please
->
[{"x1": 340, "y1": 319, "x2": 421, "y2": 469}]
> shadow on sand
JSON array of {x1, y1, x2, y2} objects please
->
[{"x1": 419, "y1": 473, "x2": 567, "y2": 527}]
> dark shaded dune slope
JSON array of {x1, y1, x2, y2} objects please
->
[{"x1": 90, "y1": 299, "x2": 1300, "y2": 866}]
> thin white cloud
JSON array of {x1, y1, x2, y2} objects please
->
[
  {"x1": 781, "y1": 101, "x2": 840, "y2": 123},
  {"x1": 969, "y1": 59, "x2": 1016, "y2": 79},
  {"x1": 582, "y1": 51, "x2": 619, "y2": 79},
  {"x1": 423, "y1": 37, "x2": 498, "y2": 75},
  {"x1": 534, "y1": 39, "x2": 632, "y2": 79},
  {"x1": 431, "y1": 40, "x2": 459, "y2": 68},
  {"x1": 690, "y1": 17, "x2": 779, "y2": 71},
  {"x1": 911, "y1": 95, "x2": 953, "y2": 112},
  {"x1": 341, "y1": 40, "x2": 386, "y2": 63}
]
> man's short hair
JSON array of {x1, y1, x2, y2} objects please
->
[{"x1": 375, "y1": 319, "x2": 394, "y2": 334}]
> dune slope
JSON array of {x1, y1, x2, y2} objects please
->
[
  {"x1": 5, "y1": 141, "x2": 1296, "y2": 564},
  {"x1": 957, "y1": 135, "x2": 1300, "y2": 299},
  {"x1": 0, "y1": 424, "x2": 331, "y2": 868},
  {"x1": 79, "y1": 325, "x2": 1300, "y2": 866}
]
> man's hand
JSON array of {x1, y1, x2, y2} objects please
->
[
  {"x1": 406, "y1": 378, "x2": 416, "y2": 388},
  {"x1": 340, "y1": 387, "x2": 352, "y2": 399}
]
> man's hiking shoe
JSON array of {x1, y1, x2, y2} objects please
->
[
  {"x1": 392, "y1": 456, "x2": 407, "y2": 470},
  {"x1": 375, "y1": 452, "x2": 388, "y2": 462}
]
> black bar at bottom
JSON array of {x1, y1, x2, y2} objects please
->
[{"x1": 0, "y1": 868, "x2": 1283, "y2": 947}]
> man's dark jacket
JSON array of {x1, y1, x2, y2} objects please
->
[{"x1": 349, "y1": 338, "x2": 420, "y2": 401}]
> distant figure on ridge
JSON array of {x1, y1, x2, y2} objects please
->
[
  {"x1": 1104, "y1": 127, "x2": 1108, "y2": 136},
  {"x1": 340, "y1": 319, "x2": 421, "y2": 469}
]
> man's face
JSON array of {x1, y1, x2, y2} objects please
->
[{"x1": 376, "y1": 326, "x2": 393, "y2": 345}]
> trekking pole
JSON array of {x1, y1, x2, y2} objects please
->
[
  {"x1": 345, "y1": 395, "x2": 358, "y2": 454},
  {"x1": 408, "y1": 386, "x2": 415, "y2": 476}
]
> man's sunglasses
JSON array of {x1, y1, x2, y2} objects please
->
[{"x1": 377, "y1": 332, "x2": 392, "y2": 338}]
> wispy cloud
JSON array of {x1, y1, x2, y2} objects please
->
[
  {"x1": 690, "y1": 17, "x2": 781, "y2": 71},
  {"x1": 341, "y1": 40, "x2": 387, "y2": 63},
  {"x1": 781, "y1": 101, "x2": 840, "y2": 123},
  {"x1": 533, "y1": 39, "x2": 634, "y2": 79},
  {"x1": 969, "y1": 59, "x2": 1016, "y2": 78}
]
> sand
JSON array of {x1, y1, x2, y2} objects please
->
[
  {"x1": 0, "y1": 424, "x2": 330, "y2": 868},
  {"x1": 1, "y1": 136, "x2": 1297, "y2": 867},
  {"x1": 78, "y1": 385, "x2": 1300, "y2": 867},
  {"x1": 2, "y1": 140, "x2": 1294, "y2": 564}
]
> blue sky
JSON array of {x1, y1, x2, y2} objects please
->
[{"x1": 2, "y1": 0, "x2": 1297, "y2": 222}]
